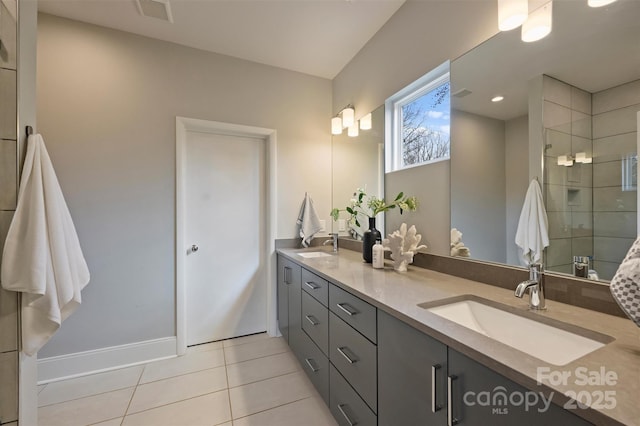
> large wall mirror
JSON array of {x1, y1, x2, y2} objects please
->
[
  {"x1": 450, "y1": 0, "x2": 640, "y2": 282},
  {"x1": 331, "y1": 105, "x2": 385, "y2": 236}
]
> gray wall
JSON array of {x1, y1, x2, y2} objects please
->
[
  {"x1": 385, "y1": 160, "x2": 450, "y2": 256},
  {"x1": 450, "y1": 110, "x2": 506, "y2": 263},
  {"x1": 331, "y1": 0, "x2": 498, "y2": 254},
  {"x1": 505, "y1": 115, "x2": 529, "y2": 266},
  {"x1": 37, "y1": 14, "x2": 332, "y2": 357}
]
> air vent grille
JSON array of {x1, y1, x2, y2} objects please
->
[{"x1": 135, "y1": 0, "x2": 173, "y2": 23}]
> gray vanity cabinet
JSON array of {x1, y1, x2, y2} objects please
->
[
  {"x1": 448, "y1": 349, "x2": 593, "y2": 426},
  {"x1": 378, "y1": 310, "x2": 447, "y2": 425},
  {"x1": 378, "y1": 310, "x2": 593, "y2": 426},
  {"x1": 276, "y1": 256, "x2": 302, "y2": 352}
]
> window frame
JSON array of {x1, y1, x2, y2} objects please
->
[{"x1": 385, "y1": 61, "x2": 451, "y2": 173}]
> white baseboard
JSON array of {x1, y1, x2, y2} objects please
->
[{"x1": 37, "y1": 337, "x2": 177, "y2": 384}]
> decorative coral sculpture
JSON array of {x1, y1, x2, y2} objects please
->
[
  {"x1": 450, "y1": 228, "x2": 471, "y2": 257},
  {"x1": 382, "y1": 223, "x2": 427, "y2": 272}
]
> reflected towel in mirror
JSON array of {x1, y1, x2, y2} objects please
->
[{"x1": 515, "y1": 179, "x2": 549, "y2": 266}]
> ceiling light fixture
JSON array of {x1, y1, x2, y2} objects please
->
[
  {"x1": 498, "y1": 0, "x2": 529, "y2": 31},
  {"x1": 588, "y1": 0, "x2": 617, "y2": 7},
  {"x1": 522, "y1": 1, "x2": 553, "y2": 43},
  {"x1": 491, "y1": 95, "x2": 505, "y2": 102}
]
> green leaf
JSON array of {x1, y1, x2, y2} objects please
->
[
  {"x1": 399, "y1": 208, "x2": 404, "y2": 215},
  {"x1": 355, "y1": 219, "x2": 360, "y2": 227},
  {"x1": 346, "y1": 207, "x2": 355, "y2": 215},
  {"x1": 395, "y1": 192, "x2": 404, "y2": 201}
]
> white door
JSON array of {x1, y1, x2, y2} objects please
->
[{"x1": 184, "y1": 130, "x2": 267, "y2": 346}]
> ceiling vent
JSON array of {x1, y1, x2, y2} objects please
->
[
  {"x1": 452, "y1": 88, "x2": 473, "y2": 98},
  {"x1": 135, "y1": 0, "x2": 173, "y2": 23}
]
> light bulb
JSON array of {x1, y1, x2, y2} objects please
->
[
  {"x1": 588, "y1": 0, "x2": 617, "y2": 7},
  {"x1": 342, "y1": 107, "x2": 355, "y2": 128},
  {"x1": 348, "y1": 123, "x2": 359, "y2": 137},
  {"x1": 359, "y1": 113, "x2": 372, "y2": 130},
  {"x1": 498, "y1": 0, "x2": 528, "y2": 31},
  {"x1": 331, "y1": 116, "x2": 342, "y2": 135},
  {"x1": 522, "y1": 2, "x2": 553, "y2": 43}
]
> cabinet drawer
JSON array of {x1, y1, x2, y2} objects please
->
[
  {"x1": 329, "y1": 312, "x2": 377, "y2": 413},
  {"x1": 301, "y1": 291, "x2": 329, "y2": 356},
  {"x1": 301, "y1": 268, "x2": 329, "y2": 307},
  {"x1": 296, "y1": 329, "x2": 329, "y2": 405},
  {"x1": 330, "y1": 364, "x2": 376, "y2": 426},
  {"x1": 329, "y1": 284, "x2": 377, "y2": 343}
]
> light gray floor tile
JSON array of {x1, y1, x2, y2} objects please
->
[
  {"x1": 229, "y1": 371, "x2": 315, "y2": 419},
  {"x1": 39, "y1": 366, "x2": 144, "y2": 407},
  {"x1": 140, "y1": 348, "x2": 225, "y2": 384},
  {"x1": 38, "y1": 387, "x2": 134, "y2": 426},
  {"x1": 223, "y1": 337, "x2": 288, "y2": 365},
  {"x1": 122, "y1": 390, "x2": 231, "y2": 426},
  {"x1": 233, "y1": 396, "x2": 337, "y2": 426},
  {"x1": 127, "y1": 366, "x2": 227, "y2": 414}
]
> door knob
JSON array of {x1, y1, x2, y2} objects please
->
[{"x1": 190, "y1": 244, "x2": 199, "y2": 253}]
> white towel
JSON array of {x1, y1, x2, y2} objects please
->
[
  {"x1": 1, "y1": 134, "x2": 90, "y2": 355},
  {"x1": 515, "y1": 179, "x2": 549, "y2": 266},
  {"x1": 296, "y1": 193, "x2": 322, "y2": 247},
  {"x1": 610, "y1": 237, "x2": 640, "y2": 327}
]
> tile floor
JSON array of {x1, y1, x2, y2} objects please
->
[{"x1": 37, "y1": 333, "x2": 338, "y2": 426}]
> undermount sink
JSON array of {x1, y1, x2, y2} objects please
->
[
  {"x1": 296, "y1": 251, "x2": 333, "y2": 258},
  {"x1": 418, "y1": 295, "x2": 613, "y2": 366}
]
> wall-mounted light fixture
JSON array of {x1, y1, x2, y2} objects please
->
[
  {"x1": 359, "y1": 113, "x2": 372, "y2": 130},
  {"x1": 575, "y1": 152, "x2": 592, "y2": 164},
  {"x1": 522, "y1": 1, "x2": 553, "y2": 43},
  {"x1": 558, "y1": 152, "x2": 592, "y2": 166},
  {"x1": 498, "y1": 0, "x2": 529, "y2": 31},
  {"x1": 331, "y1": 105, "x2": 373, "y2": 137},
  {"x1": 558, "y1": 155, "x2": 574, "y2": 166}
]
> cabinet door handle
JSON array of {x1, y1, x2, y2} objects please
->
[
  {"x1": 305, "y1": 281, "x2": 320, "y2": 290},
  {"x1": 337, "y1": 346, "x2": 358, "y2": 364},
  {"x1": 448, "y1": 375, "x2": 459, "y2": 426},
  {"x1": 432, "y1": 364, "x2": 442, "y2": 413},
  {"x1": 284, "y1": 266, "x2": 291, "y2": 284},
  {"x1": 305, "y1": 315, "x2": 319, "y2": 326},
  {"x1": 336, "y1": 302, "x2": 358, "y2": 316},
  {"x1": 337, "y1": 404, "x2": 357, "y2": 426},
  {"x1": 304, "y1": 357, "x2": 319, "y2": 373}
]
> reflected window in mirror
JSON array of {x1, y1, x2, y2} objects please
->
[{"x1": 386, "y1": 61, "x2": 450, "y2": 172}]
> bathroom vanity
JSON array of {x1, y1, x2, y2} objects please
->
[{"x1": 276, "y1": 247, "x2": 640, "y2": 426}]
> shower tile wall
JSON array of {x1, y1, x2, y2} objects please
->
[
  {"x1": 543, "y1": 76, "x2": 593, "y2": 275},
  {"x1": 592, "y1": 79, "x2": 640, "y2": 280},
  {"x1": 0, "y1": 0, "x2": 19, "y2": 424}
]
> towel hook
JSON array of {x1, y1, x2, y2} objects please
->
[{"x1": 26, "y1": 126, "x2": 33, "y2": 136}]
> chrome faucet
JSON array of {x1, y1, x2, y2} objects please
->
[
  {"x1": 323, "y1": 233, "x2": 339, "y2": 252},
  {"x1": 515, "y1": 264, "x2": 545, "y2": 310}
]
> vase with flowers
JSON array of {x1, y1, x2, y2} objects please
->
[{"x1": 331, "y1": 188, "x2": 418, "y2": 263}]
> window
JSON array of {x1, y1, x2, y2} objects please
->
[{"x1": 385, "y1": 62, "x2": 450, "y2": 172}]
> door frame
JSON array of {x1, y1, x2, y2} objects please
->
[{"x1": 175, "y1": 117, "x2": 278, "y2": 355}]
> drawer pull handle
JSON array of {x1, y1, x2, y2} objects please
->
[
  {"x1": 337, "y1": 404, "x2": 357, "y2": 426},
  {"x1": 304, "y1": 358, "x2": 319, "y2": 373},
  {"x1": 431, "y1": 364, "x2": 442, "y2": 413},
  {"x1": 336, "y1": 302, "x2": 359, "y2": 316},
  {"x1": 284, "y1": 266, "x2": 291, "y2": 284},
  {"x1": 337, "y1": 346, "x2": 358, "y2": 364},
  {"x1": 305, "y1": 281, "x2": 321, "y2": 290},
  {"x1": 448, "y1": 375, "x2": 459, "y2": 426},
  {"x1": 305, "y1": 315, "x2": 319, "y2": 326}
]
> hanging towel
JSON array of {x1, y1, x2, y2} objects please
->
[
  {"x1": 610, "y1": 237, "x2": 640, "y2": 327},
  {"x1": 296, "y1": 193, "x2": 322, "y2": 247},
  {"x1": 1, "y1": 134, "x2": 90, "y2": 356},
  {"x1": 515, "y1": 179, "x2": 549, "y2": 265}
]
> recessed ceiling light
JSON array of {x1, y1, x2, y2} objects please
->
[{"x1": 491, "y1": 96, "x2": 504, "y2": 102}]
